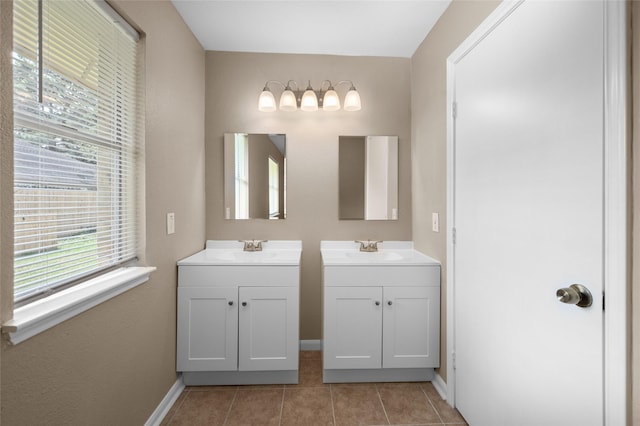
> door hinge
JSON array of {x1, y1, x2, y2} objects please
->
[
  {"x1": 452, "y1": 102, "x2": 458, "y2": 119},
  {"x1": 602, "y1": 291, "x2": 605, "y2": 311},
  {"x1": 452, "y1": 351, "x2": 456, "y2": 370},
  {"x1": 452, "y1": 227, "x2": 457, "y2": 245}
]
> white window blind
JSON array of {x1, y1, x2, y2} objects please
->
[{"x1": 13, "y1": 0, "x2": 141, "y2": 303}]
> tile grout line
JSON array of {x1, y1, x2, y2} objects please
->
[
  {"x1": 374, "y1": 383, "x2": 392, "y2": 425},
  {"x1": 420, "y1": 384, "x2": 445, "y2": 425},
  {"x1": 221, "y1": 387, "x2": 239, "y2": 426},
  {"x1": 164, "y1": 388, "x2": 189, "y2": 425},
  {"x1": 329, "y1": 384, "x2": 337, "y2": 426},
  {"x1": 278, "y1": 387, "x2": 285, "y2": 426}
]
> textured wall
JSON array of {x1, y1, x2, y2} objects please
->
[
  {"x1": 0, "y1": 1, "x2": 205, "y2": 424},
  {"x1": 410, "y1": 0, "x2": 500, "y2": 382},
  {"x1": 204, "y1": 51, "x2": 412, "y2": 340},
  {"x1": 0, "y1": 0, "x2": 14, "y2": 417},
  {"x1": 0, "y1": 1, "x2": 13, "y2": 320}
]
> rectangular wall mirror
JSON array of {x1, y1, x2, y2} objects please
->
[
  {"x1": 339, "y1": 135, "x2": 398, "y2": 220},
  {"x1": 224, "y1": 133, "x2": 286, "y2": 220}
]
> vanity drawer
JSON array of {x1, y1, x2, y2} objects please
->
[
  {"x1": 322, "y1": 265, "x2": 440, "y2": 287},
  {"x1": 179, "y1": 265, "x2": 300, "y2": 287}
]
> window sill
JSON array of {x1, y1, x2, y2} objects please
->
[{"x1": 2, "y1": 266, "x2": 156, "y2": 345}]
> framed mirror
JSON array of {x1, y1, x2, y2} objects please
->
[
  {"x1": 224, "y1": 133, "x2": 286, "y2": 220},
  {"x1": 339, "y1": 135, "x2": 398, "y2": 220}
]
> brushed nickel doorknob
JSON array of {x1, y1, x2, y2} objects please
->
[{"x1": 556, "y1": 284, "x2": 593, "y2": 308}]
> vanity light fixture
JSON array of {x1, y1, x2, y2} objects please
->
[
  {"x1": 279, "y1": 81, "x2": 298, "y2": 111},
  {"x1": 322, "y1": 82, "x2": 341, "y2": 112},
  {"x1": 258, "y1": 84, "x2": 278, "y2": 112},
  {"x1": 300, "y1": 81, "x2": 319, "y2": 112},
  {"x1": 258, "y1": 80, "x2": 361, "y2": 112}
]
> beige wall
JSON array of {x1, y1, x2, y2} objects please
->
[
  {"x1": 0, "y1": 0, "x2": 14, "y2": 416},
  {"x1": 410, "y1": 0, "x2": 501, "y2": 382},
  {"x1": 205, "y1": 51, "x2": 412, "y2": 339},
  {"x1": 0, "y1": 1, "x2": 206, "y2": 424}
]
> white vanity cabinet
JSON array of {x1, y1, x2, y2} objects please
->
[
  {"x1": 177, "y1": 240, "x2": 301, "y2": 386},
  {"x1": 321, "y1": 241, "x2": 440, "y2": 383},
  {"x1": 324, "y1": 285, "x2": 439, "y2": 371}
]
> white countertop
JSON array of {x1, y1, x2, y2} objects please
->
[
  {"x1": 178, "y1": 240, "x2": 302, "y2": 266},
  {"x1": 320, "y1": 241, "x2": 440, "y2": 266}
]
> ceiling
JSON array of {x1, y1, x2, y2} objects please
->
[{"x1": 171, "y1": 1, "x2": 452, "y2": 58}]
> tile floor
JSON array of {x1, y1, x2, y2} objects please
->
[{"x1": 162, "y1": 351, "x2": 468, "y2": 426}]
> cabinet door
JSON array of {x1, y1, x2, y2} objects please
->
[
  {"x1": 177, "y1": 287, "x2": 238, "y2": 372},
  {"x1": 238, "y1": 286, "x2": 299, "y2": 371},
  {"x1": 383, "y1": 286, "x2": 440, "y2": 368},
  {"x1": 324, "y1": 286, "x2": 383, "y2": 369}
]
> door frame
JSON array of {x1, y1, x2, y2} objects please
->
[{"x1": 445, "y1": 1, "x2": 628, "y2": 424}]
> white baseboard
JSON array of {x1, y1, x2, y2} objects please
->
[
  {"x1": 432, "y1": 372, "x2": 448, "y2": 401},
  {"x1": 145, "y1": 374, "x2": 185, "y2": 426},
  {"x1": 300, "y1": 339, "x2": 322, "y2": 351}
]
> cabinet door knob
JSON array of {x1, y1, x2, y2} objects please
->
[
  {"x1": 228, "y1": 301, "x2": 234, "y2": 306},
  {"x1": 387, "y1": 301, "x2": 393, "y2": 306},
  {"x1": 242, "y1": 302, "x2": 247, "y2": 307},
  {"x1": 375, "y1": 301, "x2": 380, "y2": 306}
]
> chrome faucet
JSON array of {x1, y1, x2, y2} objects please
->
[
  {"x1": 355, "y1": 240, "x2": 382, "y2": 252},
  {"x1": 240, "y1": 239, "x2": 268, "y2": 252}
]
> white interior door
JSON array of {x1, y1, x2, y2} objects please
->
[{"x1": 452, "y1": 1, "x2": 605, "y2": 425}]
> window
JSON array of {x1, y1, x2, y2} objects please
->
[
  {"x1": 268, "y1": 157, "x2": 279, "y2": 219},
  {"x1": 13, "y1": 0, "x2": 141, "y2": 303},
  {"x1": 234, "y1": 133, "x2": 249, "y2": 219}
]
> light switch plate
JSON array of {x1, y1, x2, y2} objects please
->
[
  {"x1": 432, "y1": 212, "x2": 439, "y2": 232},
  {"x1": 167, "y1": 212, "x2": 175, "y2": 235}
]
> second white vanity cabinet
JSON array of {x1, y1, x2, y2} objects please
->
[
  {"x1": 324, "y1": 285, "x2": 439, "y2": 370},
  {"x1": 177, "y1": 240, "x2": 301, "y2": 385},
  {"x1": 321, "y1": 241, "x2": 440, "y2": 383}
]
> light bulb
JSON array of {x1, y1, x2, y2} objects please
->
[
  {"x1": 343, "y1": 87, "x2": 361, "y2": 111},
  {"x1": 322, "y1": 89, "x2": 340, "y2": 111},
  {"x1": 279, "y1": 89, "x2": 297, "y2": 111},
  {"x1": 258, "y1": 88, "x2": 277, "y2": 112},
  {"x1": 300, "y1": 82, "x2": 318, "y2": 112}
]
